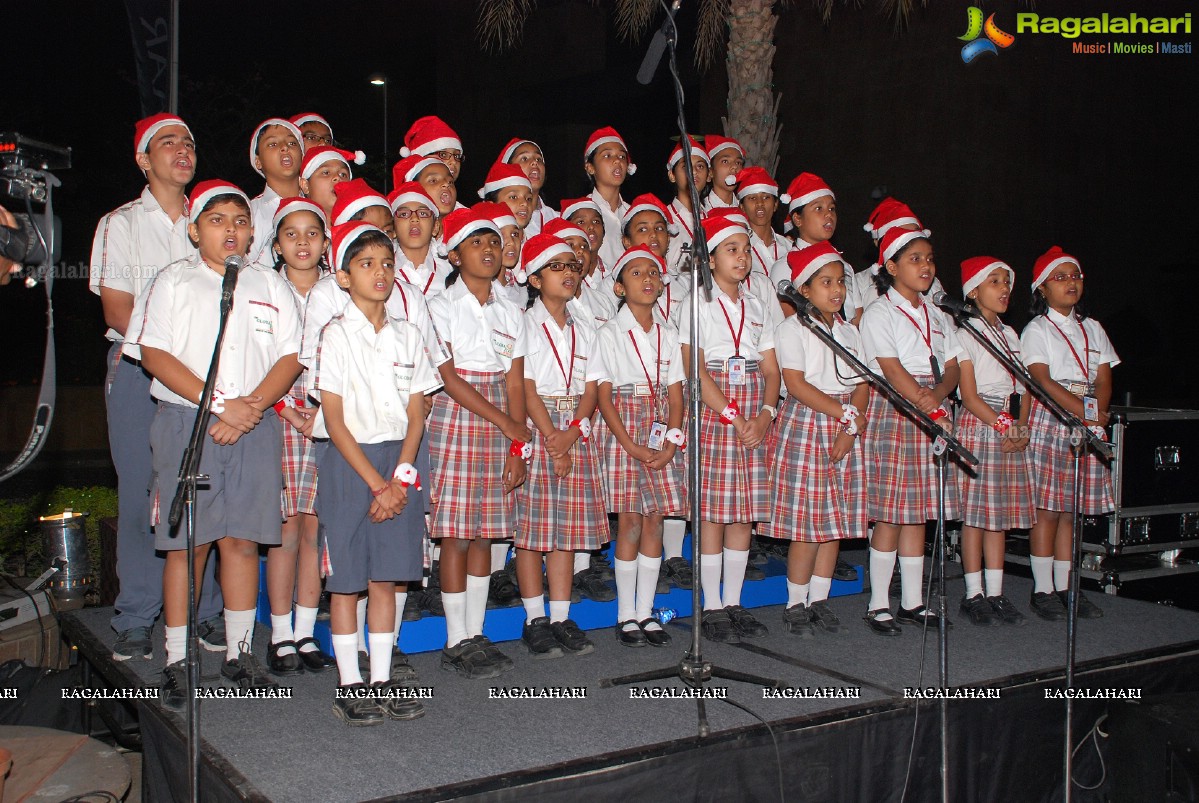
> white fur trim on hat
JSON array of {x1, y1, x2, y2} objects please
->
[
  {"x1": 1031, "y1": 256, "x2": 1079, "y2": 291},
  {"x1": 249, "y1": 118, "x2": 304, "y2": 177},
  {"x1": 881, "y1": 230, "x2": 927, "y2": 263},
  {"x1": 787, "y1": 188, "x2": 835, "y2": 213},
  {"x1": 963, "y1": 260, "x2": 1015, "y2": 297}
]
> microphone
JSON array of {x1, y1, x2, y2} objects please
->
[
  {"x1": 776, "y1": 279, "x2": 818, "y2": 319},
  {"x1": 636, "y1": 0, "x2": 681, "y2": 85},
  {"x1": 931, "y1": 290, "x2": 981, "y2": 319},
  {"x1": 221, "y1": 255, "x2": 244, "y2": 309}
]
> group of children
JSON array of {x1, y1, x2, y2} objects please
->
[{"x1": 90, "y1": 112, "x2": 1118, "y2": 726}]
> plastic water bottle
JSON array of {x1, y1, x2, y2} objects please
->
[{"x1": 652, "y1": 607, "x2": 677, "y2": 625}]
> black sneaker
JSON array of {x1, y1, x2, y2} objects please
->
[
  {"x1": 391, "y1": 650, "x2": 419, "y2": 684},
  {"x1": 863, "y1": 608, "x2": 901, "y2": 636},
  {"x1": 701, "y1": 609, "x2": 740, "y2": 643},
  {"x1": 590, "y1": 551, "x2": 614, "y2": 580},
  {"x1": 370, "y1": 680, "x2": 425, "y2": 721},
  {"x1": 744, "y1": 564, "x2": 766, "y2": 581},
  {"x1": 332, "y1": 684, "x2": 384, "y2": 727},
  {"x1": 782, "y1": 603, "x2": 815, "y2": 638},
  {"x1": 573, "y1": 569, "x2": 616, "y2": 602},
  {"x1": 637, "y1": 618, "x2": 672, "y2": 647},
  {"x1": 1030, "y1": 591, "x2": 1067, "y2": 621},
  {"x1": 316, "y1": 590, "x2": 331, "y2": 622},
  {"x1": 440, "y1": 638, "x2": 504, "y2": 680},
  {"x1": 726, "y1": 605, "x2": 768, "y2": 638},
  {"x1": 549, "y1": 619, "x2": 595, "y2": 654},
  {"x1": 268, "y1": 640, "x2": 305, "y2": 676},
  {"x1": 809, "y1": 600, "x2": 842, "y2": 633},
  {"x1": 896, "y1": 605, "x2": 952, "y2": 629},
  {"x1": 489, "y1": 568, "x2": 521, "y2": 608},
  {"x1": 222, "y1": 646, "x2": 278, "y2": 690},
  {"x1": 472, "y1": 636, "x2": 515, "y2": 674},
  {"x1": 522, "y1": 617, "x2": 564, "y2": 659},
  {"x1": 960, "y1": 594, "x2": 1000, "y2": 627},
  {"x1": 197, "y1": 617, "x2": 226, "y2": 653},
  {"x1": 113, "y1": 626, "x2": 153, "y2": 661},
  {"x1": 833, "y1": 558, "x2": 858, "y2": 582},
  {"x1": 987, "y1": 595, "x2": 1026, "y2": 626},
  {"x1": 748, "y1": 540, "x2": 769, "y2": 566},
  {"x1": 161, "y1": 661, "x2": 188, "y2": 711},
  {"x1": 1058, "y1": 590, "x2": 1104, "y2": 619},
  {"x1": 294, "y1": 637, "x2": 337, "y2": 673},
  {"x1": 402, "y1": 590, "x2": 424, "y2": 622},
  {"x1": 662, "y1": 557, "x2": 694, "y2": 589},
  {"x1": 420, "y1": 589, "x2": 445, "y2": 617}
]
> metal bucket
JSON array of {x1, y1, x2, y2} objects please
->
[{"x1": 38, "y1": 510, "x2": 91, "y2": 607}]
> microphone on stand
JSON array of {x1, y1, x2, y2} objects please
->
[
  {"x1": 221, "y1": 255, "x2": 244, "y2": 311},
  {"x1": 636, "y1": 0, "x2": 682, "y2": 85},
  {"x1": 776, "y1": 279, "x2": 819, "y2": 319},
  {"x1": 931, "y1": 290, "x2": 981, "y2": 319}
]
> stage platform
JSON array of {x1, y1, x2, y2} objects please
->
[{"x1": 58, "y1": 561, "x2": 1199, "y2": 803}]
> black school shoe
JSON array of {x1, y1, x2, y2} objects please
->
[
  {"x1": 616, "y1": 620, "x2": 648, "y2": 647},
  {"x1": 161, "y1": 661, "x2": 188, "y2": 711},
  {"x1": 863, "y1": 609, "x2": 901, "y2": 636},
  {"x1": 267, "y1": 640, "x2": 305, "y2": 676},
  {"x1": 440, "y1": 637, "x2": 505, "y2": 680},
  {"x1": 294, "y1": 637, "x2": 337, "y2": 672},
  {"x1": 809, "y1": 601, "x2": 842, "y2": 633},
  {"x1": 522, "y1": 617, "x2": 564, "y2": 659},
  {"x1": 370, "y1": 681, "x2": 425, "y2": 721},
  {"x1": 1030, "y1": 591, "x2": 1067, "y2": 621},
  {"x1": 726, "y1": 605, "x2": 768, "y2": 638},
  {"x1": 661, "y1": 556, "x2": 694, "y2": 589},
  {"x1": 113, "y1": 626, "x2": 153, "y2": 661},
  {"x1": 833, "y1": 558, "x2": 858, "y2": 582},
  {"x1": 472, "y1": 636, "x2": 515, "y2": 674},
  {"x1": 783, "y1": 603, "x2": 815, "y2": 638},
  {"x1": 1058, "y1": 590, "x2": 1104, "y2": 619},
  {"x1": 402, "y1": 590, "x2": 424, "y2": 622},
  {"x1": 637, "y1": 619, "x2": 672, "y2": 647},
  {"x1": 332, "y1": 684, "x2": 384, "y2": 727},
  {"x1": 701, "y1": 609, "x2": 740, "y2": 643},
  {"x1": 358, "y1": 648, "x2": 421, "y2": 683},
  {"x1": 222, "y1": 648, "x2": 279, "y2": 690},
  {"x1": 489, "y1": 567, "x2": 521, "y2": 608},
  {"x1": 896, "y1": 605, "x2": 952, "y2": 629},
  {"x1": 960, "y1": 594, "x2": 1000, "y2": 627},
  {"x1": 550, "y1": 619, "x2": 595, "y2": 654},
  {"x1": 986, "y1": 595, "x2": 1026, "y2": 626},
  {"x1": 573, "y1": 569, "x2": 617, "y2": 602}
]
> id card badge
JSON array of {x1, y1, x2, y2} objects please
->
[
  {"x1": 648, "y1": 421, "x2": 668, "y2": 451},
  {"x1": 929, "y1": 356, "x2": 943, "y2": 385},
  {"x1": 1008, "y1": 393, "x2": 1021, "y2": 421},
  {"x1": 727, "y1": 356, "x2": 747, "y2": 386},
  {"x1": 1083, "y1": 395, "x2": 1099, "y2": 422}
]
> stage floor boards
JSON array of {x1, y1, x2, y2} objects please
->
[{"x1": 63, "y1": 571, "x2": 1199, "y2": 802}]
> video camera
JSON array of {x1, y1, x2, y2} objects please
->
[{"x1": 1, "y1": 132, "x2": 71, "y2": 265}]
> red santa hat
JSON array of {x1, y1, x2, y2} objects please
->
[
  {"x1": 391, "y1": 154, "x2": 444, "y2": 188},
  {"x1": 477, "y1": 162, "x2": 532, "y2": 199},
  {"x1": 188, "y1": 180, "x2": 249, "y2": 224},
  {"x1": 560, "y1": 196, "x2": 602, "y2": 220},
  {"x1": 878, "y1": 226, "x2": 930, "y2": 265},
  {"x1": 472, "y1": 201, "x2": 518, "y2": 231},
  {"x1": 701, "y1": 214, "x2": 749, "y2": 253},
  {"x1": 961, "y1": 256, "x2": 1016, "y2": 298},
  {"x1": 1031, "y1": 246, "x2": 1079, "y2": 291},
  {"x1": 622, "y1": 193, "x2": 677, "y2": 235},
  {"x1": 331, "y1": 178, "x2": 390, "y2": 226},
  {"x1": 499, "y1": 138, "x2": 542, "y2": 163},
  {"x1": 249, "y1": 118, "x2": 304, "y2": 176},
  {"x1": 783, "y1": 241, "x2": 844, "y2": 287},
  {"x1": 272, "y1": 197, "x2": 329, "y2": 235},
  {"x1": 734, "y1": 166, "x2": 780, "y2": 198},
  {"x1": 863, "y1": 198, "x2": 928, "y2": 243},
  {"x1": 584, "y1": 126, "x2": 637, "y2": 175},
  {"x1": 437, "y1": 208, "x2": 501, "y2": 258},
  {"x1": 330, "y1": 221, "x2": 389, "y2": 272},
  {"x1": 134, "y1": 113, "x2": 191, "y2": 154},
  {"x1": 706, "y1": 206, "x2": 750, "y2": 228},
  {"x1": 541, "y1": 217, "x2": 588, "y2": 244},
  {"x1": 400, "y1": 115, "x2": 461, "y2": 158},
  {"x1": 667, "y1": 136, "x2": 710, "y2": 171},
  {"x1": 517, "y1": 234, "x2": 574, "y2": 283},
  {"x1": 289, "y1": 113, "x2": 334, "y2": 140},
  {"x1": 704, "y1": 134, "x2": 743, "y2": 160},
  {"x1": 300, "y1": 146, "x2": 365, "y2": 180},
  {"x1": 612, "y1": 244, "x2": 668, "y2": 283},
  {"x1": 386, "y1": 181, "x2": 439, "y2": 216},
  {"x1": 781, "y1": 172, "x2": 834, "y2": 212}
]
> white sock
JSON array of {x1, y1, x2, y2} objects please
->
[
  {"x1": 867, "y1": 548, "x2": 897, "y2": 618},
  {"x1": 663, "y1": 519, "x2": 686, "y2": 560},
  {"x1": 270, "y1": 613, "x2": 295, "y2": 655},
  {"x1": 700, "y1": 553, "x2": 723, "y2": 611},
  {"x1": 165, "y1": 625, "x2": 187, "y2": 666},
  {"x1": 294, "y1": 605, "x2": 318, "y2": 652},
  {"x1": 356, "y1": 596, "x2": 368, "y2": 652},
  {"x1": 1030, "y1": 555, "x2": 1055, "y2": 594},
  {"x1": 786, "y1": 581, "x2": 809, "y2": 608},
  {"x1": 224, "y1": 608, "x2": 256, "y2": 663},
  {"x1": 984, "y1": 569, "x2": 1004, "y2": 598},
  {"x1": 368, "y1": 632, "x2": 393, "y2": 685},
  {"x1": 1053, "y1": 560, "x2": 1072, "y2": 592},
  {"x1": 522, "y1": 594, "x2": 545, "y2": 624},
  {"x1": 809, "y1": 575, "x2": 832, "y2": 604},
  {"x1": 898, "y1": 556, "x2": 924, "y2": 611},
  {"x1": 442, "y1": 591, "x2": 467, "y2": 647},
  {"x1": 490, "y1": 542, "x2": 510, "y2": 573},
  {"x1": 574, "y1": 551, "x2": 591, "y2": 573},
  {"x1": 465, "y1": 573, "x2": 490, "y2": 638},
  {"x1": 614, "y1": 558, "x2": 638, "y2": 622},
  {"x1": 332, "y1": 633, "x2": 362, "y2": 686},
  {"x1": 392, "y1": 592, "x2": 406, "y2": 645},
  {"x1": 548, "y1": 600, "x2": 570, "y2": 623},
  {"x1": 964, "y1": 571, "x2": 983, "y2": 599},
  {"x1": 721, "y1": 547, "x2": 750, "y2": 607},
  {"x1": 635, "y1": 553, "x2": 662, "y2": 621}
]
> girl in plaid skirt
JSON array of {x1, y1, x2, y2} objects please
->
[
  {"x1": 955, "y1": 257, "x2": 1034, "y2": 628},
  {"x1": 680, "y1": 216, "x2": 782, "y2": 644},
  {"x1": 265, "y1": 198, "x2": 336, "y2": 675},
  {"x1": 762, "y1": 244, "x2": 869, "y2": 639},
  {"x1": 426, "y1": 208, "x2": 531, "y2": 679},
  {"x1": 513, "y1": 234, "x2": 608, "y2": 658},
  {"x1": 859, "y1": 228, "x2": 963, "y2": 635},
  {"x1": 1020, "y1": 246, "x2": 1119, "y2": 621},
  {"x1": 596, "y1": 246, "x2": 688, "y2": 648}
]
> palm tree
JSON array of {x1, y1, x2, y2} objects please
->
[{"x1": 476, "y1": 0, "x2": 924, "y2": 175}]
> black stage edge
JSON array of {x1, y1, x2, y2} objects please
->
[{"x1": 59, "y1": 575, "x2": 1199, "y2": 803}]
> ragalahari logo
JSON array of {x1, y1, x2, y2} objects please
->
[{"x1": 959, "y1": 7, "x2": 1016, "y2": 62}]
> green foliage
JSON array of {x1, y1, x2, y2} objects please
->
[{"x1": 0, "y1": 486, "x2": 117, "y2": 587}]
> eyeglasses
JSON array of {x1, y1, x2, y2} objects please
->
[
  {"x1": 545, "y1": 261, "x2": 583, "y2": 274},
  {"x1": 394, "y1": 208, "x2": 435, "y2": 220},
  {"x1": 1047, "y1": 271, "x2": 1085, "y2": 282},
  {"x1": 302, "y1": 132, "x2": 333, "y2": 147},
  {"x1": 433, "y1": 150, "x2": 464, "y2": 164}
]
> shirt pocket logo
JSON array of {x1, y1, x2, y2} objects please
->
[
  {"x1": 491, "y1": 328, "x2": 515, "y2": 359},
  {"x1": 392, "y1": 362, "x2": 414, "y2": 393}
]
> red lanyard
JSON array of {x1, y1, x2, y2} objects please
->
[
  {"x1": 980, "y1": 318, "x2": 1019, "y2": 394},
  {"x1": 1047, "y1": 315, "x2": 1091, "y2": 381},
  {"x1": 717, "y1": 297, "x2": 746, "y2": 357},
  {"x1": 392, "y1": 278, "x2": 410, "y2": 318},
  {"x1": 672, "y1": 201, "x2": 694, "y2": 242},
  {"x1": 655, "y1": 284, "x2": 672, "y2": 320},
  {"x1": 398, "y1": 265, "x2": 436, "y2": 295},
  {"x1": 628, "y1": 325, "x2": 662, "y2": 398},
  {"x1": 751, "y1": 238, "x2": 779, "y2": 275},
  {"x1": 542, "y1": 320, "x2": 577, "y2": 392},
  {"x1": 890, "y1": 298, "x2": 934, "y2": 356}
]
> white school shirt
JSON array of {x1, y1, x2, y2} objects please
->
[
  {"x1": 428, "y1": 280, "x2": 528, "y2": 372},
  {"x1": 590, "y1": 189, "x2": 629, "y2": 273},
  {"x1": 746, "y1": 230, "x2": 789, "y2": 315},
  {"x1": 653, "y1": 278, "x2": 689, "y2": 330},
  {"x1": 523, "y1": 200, "x2": 559, "y2": 239},
  {"x1": 775, "y1": 314, "x2": 865, "y2": 395},
  {"x1": 701, "y1": 191, "x2": 737, "y2": 214},
  {"x1": 310, "y1": 301, "x2": 442, "y2": 443},
  {"x1": 576, "y1": 271, "x2": 619, "y2": 329},
  {"x1": 678, "y1": 283, "x2": 778, "y2": 363},
  {"x1": 125, "y1": 256, "x2": 302, "y2": 407},
  {"x1": 523, "y1": 299, "x2": 606, "y2": 396},
  {"x1": 89, "y1": 187, "x2": 196, "y2": 350},
  {"x1": 854, "y1": 264, "x2": 946, "y2": 316},
  {"x1": 859, "y1": 287, "x2": 963, "y2": 376},
  {"x1": 247, "y1": 185, "x2": 283, "y2": 269},
  {"x1": 1020, "y1": 308, "x2": 1120, "y2": 386},
  {"x1": 792, "y1": 237, "x2": 859, "y2": 322},
  {"x1": 959, "y1": 319, "x2": 1026, "y2": 398},
  {"x1": 599, "y1": 305, "x2": 687, "y2": 389},
  {"x1": 395, "y1": 250, "x2": 453, "y2": 300}
]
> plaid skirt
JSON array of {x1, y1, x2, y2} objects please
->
[
  {"x1": 428, "y1": 370, "x2": 515, "y2": 541},
  {"x1": 761, "y1": 393, "x2": 867, "y2": 543},
  {"x1": 1027, "y1": 399, "x2": 1114, "y2": 515},
  {"x1": 593, "y1": 388, "x2": 688, "y2": 516},
  {"x1": 956, "y1": 399, "x2": 1035, "y2": 531},
  {"x1": 865, "y1": 380, "x2": 962, "y2": 525},
  {"x1": 695, "y1": 369, "x2": 770, "y2": 523},
  {"x1": 515, "y1": 400, "x2": 608, "y2": 551},
  {"x1": 281, "y1": 374, "x2": 319, "y2": 517}
]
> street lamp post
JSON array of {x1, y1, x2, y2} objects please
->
[{"x1": 368, "y1": 74, "x2": 388, "y2": 193}]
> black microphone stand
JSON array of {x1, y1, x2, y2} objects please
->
[
  {"x1": 601, "y1": 0, "x2": 783, "y2": 738},
  {"x1": 167, "y1": 256, "x2": 242, "y2": 803},
  {"x1": 949, "y1": 311, "x2": 1111, "y2": 803}
]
